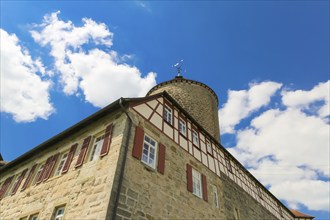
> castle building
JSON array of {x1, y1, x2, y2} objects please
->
[{"x1": 0, "y1": 76, "x2": 314, "y2": 220}]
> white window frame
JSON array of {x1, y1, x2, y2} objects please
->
[
  {"x1": 206, "y1": 140, "x2": 212, "y2": 155},
  {"x1": 89, "y1": 134, "x2": 105, "y2": 161},
  {"x1": 54, "y1": 153, "x2": 68, "y2": 176},
  {"x1": 141, "y1": 134, "x2": 157, "y2": 169},
  {"x1": 53, "y1": 205, "x2": 65, "y2": 220},
  {"x1": 163, "y1": 105, "x2": 172, "y2": 125},
  {"x1": 33, "y1": 163, "x2": 44, "y2": 185},
  {"x1": 192, "y1": 169, "x2": 203, "y2": 198},
  {"x1": 192, "y1": 129, "x2": 199, "y2": 147},
  {"x1": 179, "y1": 118, "x2": 186, "y2": 136},
  {"x1": 212, "y1": 185, "x2": 219, "y2": 208}
]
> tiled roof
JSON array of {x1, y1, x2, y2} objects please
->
[{"x1": 291, "y1": 209, "x2": 314, "y2": 219}]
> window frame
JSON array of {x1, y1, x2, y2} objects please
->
[
  {"x1": 163, "y1": 104, "x2": 173, "y2": 126},
  {"x1": 32, "y1": 163, "x2": 45, "y2": 185},
  {"x1": 192, "y1": 129, "x2": 200, "y2": 148},
  {"x1": 89, "y1": 134, "x2": 106, "y2": 162},
  {"x1": 206, "y1": 139, "x2": 213, "y2": 156},
  {"x1": 52, "y1": 205, "x2": 66, "y2": 220},
  {"x1": 141, "y1": 134, "x2": 158, "y2": 169},
  {"x1": 179, "y1": 116, "x2": 187, "y2": 137},
  {"x1": 212, "y1": 185, "x2": 219, "y2": 208},
  {"x1": 54, "y1": 152, "x2": 69, "y2": 176},
  {"x1": 192, "y1": 168, "x2": 203, "y2": 199}
]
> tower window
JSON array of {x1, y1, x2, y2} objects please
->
[
  {"x1": 192, "y1": 169, "x2": 203, "y2": 198},
  {"x1": 141, "y1": 134, "x2": 157, "y2": 169},
  {"x1": 179, "y1": 119, "x2": 187, "y2": 136},
  {"x1": 192, "y1": 129, "x2": 199, "y2": 147},
  {"x1": 163, "y1": 105, "x2": 172, "y2": 125}
]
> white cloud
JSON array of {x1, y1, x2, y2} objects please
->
[
  {"x1": 219, "y1": 81, "x2": 282, "y2": 134},
  {"x1": 224, "y1": 80, "x2": 330, "y2": 211},
  {"x1": 31, "y1": 11, "x2": 156, "y2": 107},
  {"x1": 0, "y1": 29, "x2": 54, "y2": 122},
  {"x1": 282, "y1": 80, "x2": 330, "y2": 118}
]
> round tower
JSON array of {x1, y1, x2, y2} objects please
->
[{"x1": 146, "y1": 76, "x2": 220, "y2": 141}]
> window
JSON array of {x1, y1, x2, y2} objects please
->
[
  {"x1": 29, "y1": 213, "x2": 39, "y2": 220},
  {"x1": 163, "y1": 105, "x2": 172, "y2": 125},
  {"x1": 141, "y1": 134, "x2": 157, "y2": 169},
  {"x1": 179, "y1": 119, "x2": 186, "y2": 136},
  {"x1": 212, "y1": 185, "x2": 219, "y2": 208},
  {"x1": 54, "y1": 153, "x2": 68, "y2": 176},
  {"x1": 33, "y1": 164, "x2": 44, "y2": 185},
  {"x1": 90, "y1": 135, "x2": 105, "y2": 161},
  {"x1": 52, "y1": 205, "x2": 65, "y2": 220},
  {"x1": 192, "y1": 129, "x2": 199, "y2": 147},
  {"x1": 192, "y1": 169, "x2": 202, "y2": 198},
  {"x1": 7, "y1": 175, "x2": 18, "y2": 196},
  {"x1": 206, "y1": 140, "x2": 212, "y2": 155}
]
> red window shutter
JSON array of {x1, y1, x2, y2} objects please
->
[
  {"x1": 132, "y1": 126, "x2": 144, "y2": 160},
  {"x1": 43, "y1": 153, "x2": 60, "y2": 181},
  {"x1": 21, "y1": 164, "x2": 37, "y2": 191},
  {"x1": 36, "y1": 156, "x2": 52, "y2": 184},
  {"x1": 100, "y1": 124, "x2": 113, "y2": 157},
  {"x1": 11, "y1": 169, "x2": 28, "y2": 195},
  {"x1": 157, "y1": 143, "x2": 166, "y2": 174},
  {"x1": 186, "y1": 164, "x2": 193, "y2": 193},
  {"x1": 202, "y1": 174, "x2": 208, "y2": 202},
  {"x1": 62, "y1": 143, "x2": 77, "y2": 174},
  {"x1": 0, "y1": 176, "x2": 14, "y2": 199},
  {"x1": 75, "y1": 136, "x2": 91, "y2": 168}
]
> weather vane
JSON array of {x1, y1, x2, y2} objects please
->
[{"x1": 173, "y1": 59, "x2": 184, "y2": 77}]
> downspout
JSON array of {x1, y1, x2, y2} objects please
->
[{"x1": 111, "y1": 98, "x2": 133, "y2": 219}]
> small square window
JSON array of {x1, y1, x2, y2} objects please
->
[
  {"x1": 90, "y1": 135, "x2": 105, "y2": 161},
  {"x1": 192, "y1": 169, "x2": 202, "y2": 198},
  {"x1": 192, "y1": 130, "x2": 199, "y2": 147},
  {"x1": 163, "y1": 105, "x2": 172, "y2": 125},
  {"x1": 52, "y1": 205, "x2": 65, "y2": 220},
  {"x1": 141, "y1": 134, "x2": 157, "y2": 169},
  {"x1": 179, "y1": 119, "x2": 186, "y2": 136},
  {"x1": 54, "y1": 153, "x2": 68, "y2": 176}
]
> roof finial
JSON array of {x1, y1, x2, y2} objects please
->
[{"x1": 173, "y1": 59, "x2": 184, "y2": 77}]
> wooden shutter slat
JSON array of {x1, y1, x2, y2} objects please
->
[
  {"x1": 132, "y1": 126, "x2": 144, "y2": 160},
  {"x1": 11, "y1": 169, "x2": 28, "y2": 195},
  {"x1": 202, "y1": 174, "x2": 208, "y2": 202},
  {"x1": 0, "y1": 176, "x2": 14, "y2": 199},
  {"x1": 36, "y1": 156, "x2": 52, "y2": 184},
  {"x1": 21, "y1": 164, "x2": 37, "y2": 191},
  {"x1": 43, "y1": 153, "x2": 60, "y2": 181},
  {"x1": 75, "y1": 136, "x2": 91, "y2": 168},
  {"x1": 62, "y1": 143, "x2": 77, "y2": 174},
  {"x1": 100, "y1": 124, "x2": 113, "y2": 157},
  {"x1": 186, "y1": 164, "x2": 193, "y2": 193},
  {"x1": 157, "y1": 143, "x2": 166, "y2": 175}
]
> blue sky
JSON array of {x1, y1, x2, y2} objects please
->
[{"x1": 1, "y1": 1, "x2": 329, "y2": 219}]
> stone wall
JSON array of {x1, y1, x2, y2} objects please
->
[
  {"x1": 115, "y1": 111, "x2": 279, "y2": 220},
  {"x1": 0, "y1": 111, "x2": 126, "y2": 220}
]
